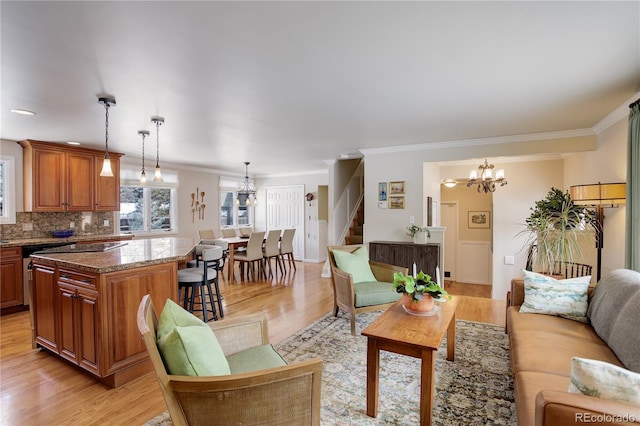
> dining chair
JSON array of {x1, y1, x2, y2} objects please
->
[
  {"x1": 221, "y1": 228, "x2": 237, "y2": 238},
  {"x1": 198, "y1": 229, "x2": 218, "y2": 240},
  {"x1": 279, "y1": 228, "x2": 296, "y2": 272},
  {"x1": 238, "y1": 226, "x2": 253, "y2": 237},
  {"x1": 233, "y1": 231, "x2": 266, "y2": 282},
  {"x1": 263, "y1": 230, "x2": 284, "y2": 279}
]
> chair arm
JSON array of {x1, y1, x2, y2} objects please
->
[
  {"x1": 330, "y1": 265, "x2": 356, "y2": 307},
  {"x1": 369, "y1": 261, "x2": 407, "y2": 283},
  {"x1": 535, "y1": 390, "x2": 640, "y2": 426},
  {"x1": 209, "y1": 314, "x2": 269, "y2": 356},
  {"x1": 169, "y1": 358, "x2": 323, "y2": 425}
]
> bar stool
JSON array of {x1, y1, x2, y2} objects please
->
[
  {"x1": 189, "y1": 240, "x2": 229, "y2": 280},
  {"x1": 178, "y1": 245, "x2": 224, "y2": 321}
]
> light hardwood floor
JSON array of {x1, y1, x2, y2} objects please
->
[{"x1": 0, "y1": 261, "x2": 506, "y2": 425}]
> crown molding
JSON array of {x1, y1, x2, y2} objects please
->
[
  {"x1": 359, "y1": 128, "x2": 595, "y2": 156},
  {"x1": 593, "y1": 91, "x2": 640, "y2": 135}
]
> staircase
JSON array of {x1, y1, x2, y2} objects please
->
[{"x1": 345, "y1": 200, "x2": 364, "y2": 245}]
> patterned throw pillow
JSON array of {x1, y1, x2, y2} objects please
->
[
  {"x1": 519, "y1": 269, "x2": 591, "y2": 323},
  {"x1": 569, "y1": 357, "x2": 640, "y2": 407}
]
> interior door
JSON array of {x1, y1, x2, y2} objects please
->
[
  {"x1": 266, "y1": 185, "x2": 304, "y2": 260},
  {"x1": 441, "y1": 202, "x2": 458, "y2": 281}
]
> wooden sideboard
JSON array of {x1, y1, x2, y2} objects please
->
[{"x1": 369, "y1": 241, "x2": 440, "y2": 280}]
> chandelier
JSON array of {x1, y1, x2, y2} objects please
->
[
  {"x1": 467, "y1": 158, "x2": 507, "y2": 193},
  {"x1": 237, "y1": 162, "x2": 257, "y2": 206}
]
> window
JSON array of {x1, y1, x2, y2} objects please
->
[
  {"x1": 120, "y1": 186, "x2": 176, "y2": 233},
  {"x1": 220, "y1": 190, "x2": 252, "y2": 228},
  {"x1": 0, "y1": 156, "x2": 16, "y2": 224}
]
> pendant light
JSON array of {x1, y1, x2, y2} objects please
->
[
  {"x1": 138, "y1": 130, "x2": 150, "y2": 184},
  {"x1": 151, "y1": 116, "x2": 164, "y2": 182},
  {"x1": 98, "y1": 96, "x2": 116, "y2": 177},
  {"x1": 237, "y1": 161, "x2": 257, "y2": 206}
]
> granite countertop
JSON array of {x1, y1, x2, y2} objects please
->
[
  {"x1": 0, "y1": 234, "x2": 133, "y2": 248},
  {"x1": 29, "y1": 237, "x2": 196, "y2": 274}
]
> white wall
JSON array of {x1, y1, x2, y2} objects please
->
[
  {"x1": 564, "y1": 117, "x2": 628, "y2": 278},
  {"x1": 177, "y1": 169, "x2": 221, "y2": 240}
]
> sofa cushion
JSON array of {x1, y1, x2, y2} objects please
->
[
  {"x1": 332, "y1": 246, "x2": 377, "y2": 284},
  {"x1": 587, "y1": 269, "x2": 640, "y2": 373},
  {"x1": 353, "y1": 281, "x2": 401, "y2": 307},
  {"x1": 520, "y1": 270, "x2": 590, "y2": 323},
  {"x1": 569, "y1": 357, "x2": 640, "y2": 406},
  {"x1": 514, "y1": 371, "x2": 571, "y2": 426},
  {"x1": 157, "y1": 325, "x2": 231, "y2": 376},
  {"x1": 226, "y1": 344, "x2": 287, "y2": 374},
  {"x1": 156, "y1": 298, "x2": 208, "y2": 341},
  {"x1": 509, "y1": 329, "x2": 623, "y2": 377},
  {"x1": 507, "y1": 306, "x2": 604, "y2": 344}
]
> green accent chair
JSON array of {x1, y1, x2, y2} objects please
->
[
  {"x1": 327, "y1": 245, "x2": 407, "y2": 335},
  {"x1": 137, "y1": 295, "x2": 323, "y2": 426}
]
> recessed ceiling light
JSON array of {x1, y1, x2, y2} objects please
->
[
  {"x1": 66, "y1": 141, "x2": 81, "y2": 146},
  {"x1": 10, "y1": 109, "x2": 36, "y2": 116}
]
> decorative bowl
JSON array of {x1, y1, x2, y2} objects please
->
[{"x1": 52, "y1": 230, "x2": 75, "y2": 238}]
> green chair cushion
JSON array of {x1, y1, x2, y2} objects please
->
[
  {"x1": 156, "y1": 298, "x2": 208, "y2": 341},
  {"x1": 226, "y1": 344, "x2": 288, "y2": 374},
  {"x1": 332, "y1": 246, "x2": 377, "y2": 284},
  {"x1": 157, "y1": 325, "x2": 231, "y2": 376},
  {"x1": 354, "y1": 281, "x2": 401, "y2": 307}
]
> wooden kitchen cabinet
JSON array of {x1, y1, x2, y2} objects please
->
[
  {"x1": 0, "y1": 247, "x2": 24, "y2": 312},
  {"x1": 57, "y1": 270, "x2": 99, "y2": 375},
  {"x1": 31, "y1": 259, "x2": 177, "y2": 387},
  {"x1": 19, "y1": 140, "x2": 122, "y2": 212},
  {"x1": 94, "y1": 155, "x2": 120, "y2": 211},
  {"x1": 32, "y1": 263, "x2": 59, "y2": 353}
]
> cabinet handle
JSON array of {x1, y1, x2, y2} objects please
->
[
  {"x1": 80, "y1": 278, "x2": 92, "y2": 283},
  {"x1": 60, "y1": 274, "x2": 70, "y2": 279}
]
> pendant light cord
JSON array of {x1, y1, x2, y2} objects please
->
[{"x1": 104, "y1": 102, "x2": 110, "y2": 158}]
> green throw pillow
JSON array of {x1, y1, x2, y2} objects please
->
[
  {"x1": 569, "y1": 357, "x2": 640, "y2": 407},
  {"x1": 332, "y1": 246, "x2": 377, "y2": 284},
  {"x1": 519, "y1": 270, "x2": 591, "y2": 323},
  {"x1": 157, "y1": 325, "x2": 231, "y2": 376},
  {"x1": 157, "y1": 298, "x2": 208, "y2": 341}
]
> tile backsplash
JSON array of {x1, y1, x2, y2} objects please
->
[{"x1": 0, "y1": 211, "x2": 117, "y2": 240}]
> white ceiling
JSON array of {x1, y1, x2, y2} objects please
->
[{"x1": 1, "y1": 1, "x2": 639, "y2": 177}]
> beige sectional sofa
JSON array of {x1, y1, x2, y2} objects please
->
[{"x1": 506, "y1": 269, "x2": 640, "y2": 425}]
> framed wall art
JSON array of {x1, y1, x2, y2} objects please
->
[
  {"x1": 389, "y1": 181, "x2": 405, "y2": 195},
  {"x1": 389, "y1": 196, "x2": 405, "y2": 209},
  {"x1": 378, "y1": 182, "x2": 387, "y2": 201},
  {"x1": 468, "y1": 211, "x2": 490, "y2": 229}
]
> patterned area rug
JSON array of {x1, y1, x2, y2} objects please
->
[{"x1": 144, "y1": 311, "x2": 516, "y2": 425}]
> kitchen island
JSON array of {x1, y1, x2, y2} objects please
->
[{"x1": 29, "y1": 237, "x2": 196, "y2": 387}]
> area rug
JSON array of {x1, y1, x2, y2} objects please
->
[{"x1": 144, "y1": 311, "x2": 516, "y2": 425}]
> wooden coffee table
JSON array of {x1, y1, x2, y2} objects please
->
[{"x1": 361, "y1": 296, "x2": 459, "y2": 426}]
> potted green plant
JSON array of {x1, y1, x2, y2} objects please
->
[
  {"x1": 406, "y1": 225, "x2": 431, "y2": 244},
  {"x1": 519, "y1": 187, "x2": 596, "y2": 274},
  {"x1": 393, "y1": 270, "x2": 450, "y2": 314}
]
